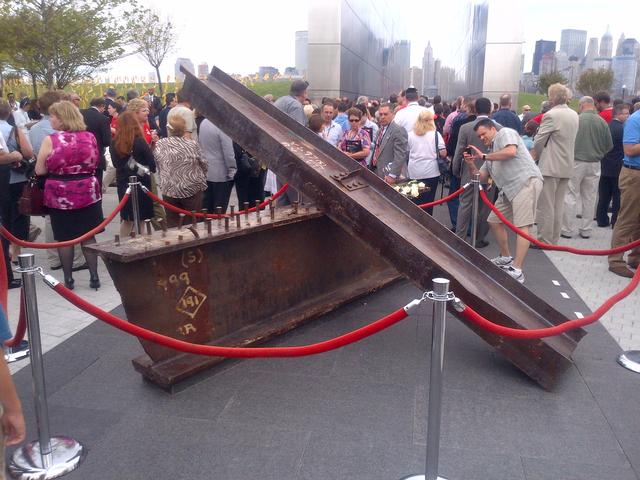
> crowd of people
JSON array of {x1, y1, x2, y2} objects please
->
[
  {"x1": 270, "y1": 80, "x2": 640, "y2": 284},
  {"x1": 1, "y1": 77, "x2": 640, "y2": 466}
]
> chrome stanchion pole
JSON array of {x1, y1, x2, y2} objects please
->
[
  {"x1": 401, "y1": 278, "x2": 453, "y2": 480},
  {"x1": 470, "y1": 173, "x2": 480, "y2": 248},
  {"x1": 129, "y1": 175, "x2": 141, "y2": 235},
  {"x1": 9, "y1": 254, "x2": 84, "y2": 479},
  {"x1": 617, "y1": 351, "x2": 640, "y2": 373}
]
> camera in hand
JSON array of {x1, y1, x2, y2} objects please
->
[{"x1": 464, "y1": 146, "x2": 473, "y2": 156}]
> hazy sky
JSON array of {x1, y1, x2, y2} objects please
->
[{"x1": 105, "y1": 0, "x2": 638, "y2": 81}]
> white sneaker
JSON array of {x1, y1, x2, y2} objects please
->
[
  {"x1": 505, "y1": 266, "x2": 525, "y2": 284},
  {"x1": 491, "y1": 255, "x2": 513, "y2": 269}
]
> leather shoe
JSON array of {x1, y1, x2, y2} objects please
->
[
  {"x1": 579, "y1": 233, "x2": 590, "y2": 239},
  {"x1": 609, "y1": 265, "x2": 635, "y2": 278},
  {"x1": 560, "y1": 233, "x2": 572, "y2": 239},
  {"x1": 8, "y1": 279, "x2": 22, "y2": 289},
  {"x1": 474, "y1": 239, "x2": 489, "y2": 248}
]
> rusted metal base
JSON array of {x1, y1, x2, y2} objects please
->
[
  {"x1": 89, "y1": 209, "x2": 399, "y2": 388},
  {"x1": 178, "y1": 66, "x2": 587, "y2": 390}
]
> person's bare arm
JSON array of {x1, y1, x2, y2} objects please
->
[
  {"x1": 623, "y1": 144, "x2": 640, "y2": 157},
  {"x1": 35, "y1": 136, "x2": 53, "y2": 175},
  {"x1": 0, "y1": 353, "x2": 25, "y2": 446},
  {"x1": 16, "y1": 128, "x2": 34, "y2": 159},
  {"x1": 0, "y1": 150, "x2": 22, "y2": 165}
]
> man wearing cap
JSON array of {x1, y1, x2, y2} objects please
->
[{"x1": 394, "y1": 86, "x2": 433, "y2": 133}]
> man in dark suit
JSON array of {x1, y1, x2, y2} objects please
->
[
  {"x1": 370, "y1": 102, "x2": 408, "y2": 183},
  {"x1": 81, "y1": 97, "x2": 111, "y2": 189},
  {"x1": 147, "y1": 87, "x2": 163, "y2": 114},
  {"x1": 451, "y1": 97, "x2": 498, "y2": 247},
  {"x1": 492, "y1": 94, "x2": 522, "y2": 134},
  {"x1": 158, "y1": 92, "x2": 176, "y2": 138},
  {"x1": 103, "y1": 87, "x2": 117, "y2": 120}
]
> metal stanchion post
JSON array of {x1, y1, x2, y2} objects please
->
[
  {"x1": 129, "y1": 175, "x2": 142, "y2": 235},
  {"x1": 9, "y1": 254, "x2": 84, "y2": 479},
  {"x1": 401, "y1": 278, "x2": 453, "y2": 480},
  {"x1": 617, "y1": 351, "x2": 640, "y2": 373},
  {"x1": 470, "y1": 173, "x2": 480, "y2": 248}
]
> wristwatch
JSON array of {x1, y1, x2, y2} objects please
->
[{"x1": 482, "y1": 154, "x2": 486, "y2": 161}]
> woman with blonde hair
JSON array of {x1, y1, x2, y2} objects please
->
[
  {"x1": 154, "y1": 115, "x2": 207, "y2": 227},
  {"x1": 35, "y1": 100, "x2": 103, "y2": 290},
  {"x1": 126, "y1": 98, "x2": 156, "y2": 144},
  {"x1": 407, "y1": 110, "x2": 447, "y2": 214}
]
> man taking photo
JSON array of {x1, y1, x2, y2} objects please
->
[{"x1": 464, "y1": 118, "x2": 543, "y2": 284}]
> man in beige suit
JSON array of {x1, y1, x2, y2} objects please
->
[{"x1": 533, "y1": 83, "x2": 579, "y2": 244}]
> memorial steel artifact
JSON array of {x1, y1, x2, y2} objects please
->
[{"x1": 91, "y1": 66, "x2": 586, "y2": 391}]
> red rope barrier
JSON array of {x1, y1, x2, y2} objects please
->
[
  {"x1": 418, "y1": 185, "x2": 467, "y2": 210},
  {"x1": 479, "y1": 189, "x2": 640, "y2": 255},
  {"x1": 51, "y1": 281, "x2": 410, "y2": 357},
  {"x1": 144, "y1": 183, "x2": 290, "y2": 219},
  {"x1": 4, "y1": 290, "x2": 27, "y2": 348},
  {"x1": 0, "y1": 193, "x2": 130, "y2": 249},
  {"x1": 457, "y1": 265, "x2": 640, "y2": 339}
]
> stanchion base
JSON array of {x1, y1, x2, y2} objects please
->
[
  {"x1": 3, "y1": 340, "x2": 30, "y2": 364},
  {"x1": 617, "y1": 350, "x2": 640, "y2": 373},
  {"x1": 9, "y1": 436, "x2": 84, "y2": 480},
  {"x1": 399, "y1": 476, "x2": 448, "y2": 479}
]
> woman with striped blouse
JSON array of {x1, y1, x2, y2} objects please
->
[{"x1": 153, "y1": 116, "x2": 208, "y2": 227}]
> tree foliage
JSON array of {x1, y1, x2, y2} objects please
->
[
  {"x1": 538, "y1": 72, "x2": 567, "y2": 95},
  {"x1": 0, "y1": 0, "x2": 135, "y2": 90},
  {"x1": 129, "y1": 9, "x2": 176, "y2": 95},
  {"x1": 576, "y1": 69, "x2": 614, "y2": 97}
]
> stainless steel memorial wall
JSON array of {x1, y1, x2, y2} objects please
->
[{"x1": 307, "y1": 0, "x2": 409, "y2": 100}]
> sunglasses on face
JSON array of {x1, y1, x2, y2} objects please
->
[{"x1": 349, "y1": 118, "x2": 360, "y2": 122}]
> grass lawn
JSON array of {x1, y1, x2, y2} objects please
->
[{"x1": 518, "y1": 92, "x2": 578, "y2": 113}]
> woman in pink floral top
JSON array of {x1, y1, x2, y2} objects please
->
[
  {"x1": 338, "y1": 107, "x2": 371, "y2": 167},
  {"x1": 35, "y1": 100, "x2": 104, "y2": 291}
]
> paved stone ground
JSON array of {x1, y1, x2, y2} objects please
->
[{"x1": 3, "y1": 188, "x2": 640, "y2": 479}]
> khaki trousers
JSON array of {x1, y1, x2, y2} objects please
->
[
  {"x1": 561, "y1": 161, "x2": 601, "y2": 237},
  {"x1": 536, "y1": 176, "x2": 569, "y2": 245},
  {"x1": 608, "y1": 167, "x2": 640, "y2": 268}
]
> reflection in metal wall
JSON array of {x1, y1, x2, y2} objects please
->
[{"x1": 308, "y1": 0, "x2": 410, "y2": 100}]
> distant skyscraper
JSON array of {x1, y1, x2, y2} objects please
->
[
  {"x1": 197, "y1": 63, "x2": 209, "y2": 79},
  {"x1": 621, "y1": 38, "x2": 639, "y2": 56},
  {"x1": 612, "y1": 54, "x2": 638, "y2": 97},
  {"x1": 555, "y1": 51, "x2": 569, "y2": 74},
  {"x1": 258, "y1": 66, "x2": 279, "y2": 78},
  {"x1": 593, "y1": 57, "x2": 612, "y2": 70},
  {"x1": 539, "y1": 52, "x2": 556, "y2": 76},
  {"x1": 421, "y1": 42, "x2": 435, "y2": 95},
  {"x1": 295, "y1": 31, "x2": 308, "y2": 77},
  {"x1": 532, "y1": 40, "x2": 556, "y2": 75},
  {"x1": 408, "y1": 66, "x2": 423, "y2": 91},
  {"x1": 175, "y1": 58, "x2": 195, "y2": 82},
  {"x1": 600, "y1": 27, "x2": 613, "y2": 58},
  {"x1": 584, "y1": 37, "x2": 598, "y2": 69},
  {"x1": 616, "y1": 33, "x2": 626, "y2": 56},
  {"x1": 560, "y1": 29, "x2": 587, "y2": 58}
]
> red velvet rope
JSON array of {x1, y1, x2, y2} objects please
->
[
  {"x1": 144, "y1": 183, "x2": 290, "y2": 219},
  {"x1": 4, "y1": 290, "x2": 27, "y2": 348},
  {"x1": 418, "y1": 185, "x2": 467, "y2": 209},
  {"x1": 479, "y1": 189, "x2": 640, "y2": 255},
  {"x1": 458, "y1": 264, "x2": 640, "y2": 339},
  {"x1": 0, "y1": 193, "x2": 130, "y2": 249},
  {"x1": 52, "y1": 282, "x2": 410, "y2": 357}
]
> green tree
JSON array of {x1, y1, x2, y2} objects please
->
[
  {"x1": 129, "y1": 9, "x2": 176, "y2": 95},
  {"x1": 538, "y1": 72, "x2": 567, "y2": 95},
  {"x1": 0, "y1": 0, "x2": 135, "y2": 90},
  {"x1": 576, "y1": 69, "x2": 614, "y2": 97}
]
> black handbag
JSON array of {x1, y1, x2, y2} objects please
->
[
  {"x1": 434, "y1": 131, "x2": 450, "y2": 176},
  {"x1": 238, "y1": 152, "x2": 261, "y2": 178}
]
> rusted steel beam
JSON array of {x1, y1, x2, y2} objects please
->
[{"x1": 180, "y1": 66, "x2": 586, "y2": 390}]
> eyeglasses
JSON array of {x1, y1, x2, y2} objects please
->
[{"x1": 349, "y1": 118, "x2": 360, "y2": 122}]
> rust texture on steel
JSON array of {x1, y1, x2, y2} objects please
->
[
  {"x1": 89, "y1": 210, "x2": 399, "y2": 388},
  {"x1": 180, "y1": 65, "x2": 586, "y2": 390}
]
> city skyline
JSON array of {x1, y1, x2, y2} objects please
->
[{"x1": 103, "y1": 0, "x2": 637, "y2": 87}]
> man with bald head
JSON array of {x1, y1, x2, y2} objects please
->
[
  {"x1": 561, "y1": 96, "x2": 612, "y2": 239},
  {"x1": 492, "y1": 94, "x2": 522, "y2": 134}
]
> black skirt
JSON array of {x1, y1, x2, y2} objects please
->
[
  {"x1": 117, "y1": 177, "x2": 155, "y2": 221},
  {"x1": 49, "y1": 201, "x2": 104, "y2": 242}
]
